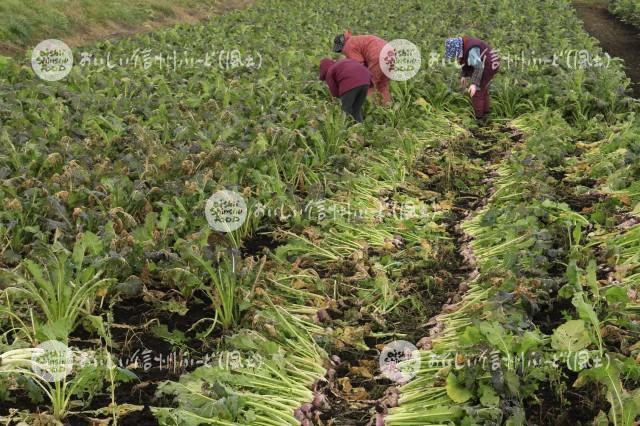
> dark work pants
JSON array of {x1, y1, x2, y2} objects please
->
[{"x1": 340, "y1": 84, "x2": 369, "y2": 123}]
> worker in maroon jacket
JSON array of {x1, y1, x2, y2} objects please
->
[
  {"x1": 444, "y1": 36, "x2": 500, "y2": 124},
  {"x1": 319, "y1": 58, "x2": 373, "y2": 123}
]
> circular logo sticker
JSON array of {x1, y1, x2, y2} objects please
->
[
  {"x1": 31, "y1": 340, "x2": 74, "y2": 382},
  {"x1": 379, "y1": 39, "x2": 421, "y2": 81},
  {"x1": 379, "y1": 340, "x2": 421, "y2": 383},
  {"x1": 31, "y1": 39, "x2": 73, "y2": 81},
  {"x1": 205, "y1": 190, "x2": 248, "y2": 233}
]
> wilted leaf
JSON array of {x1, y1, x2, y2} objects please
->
[{"x1": 349, "y1": 365, "x2": 374, "y2": 379}]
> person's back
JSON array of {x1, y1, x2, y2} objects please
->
[
  {"x1": 333, "y1": 31, "x2": 393, "y2": 105},
  {"x1": 319, "y1": 58, "x2": 372, "y2": 123},
  {"x1": 343, "y1": 34, "x2": 387, "y2": 66},
  {"x1": 329, "y1": 58, "x2": 373, "y2": 95}
]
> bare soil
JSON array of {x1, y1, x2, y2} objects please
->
[{"x1": 574, "y1": 0, "x2": 640, "y2": 97}]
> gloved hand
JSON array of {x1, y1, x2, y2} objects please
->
[{"x1": 468, "y1": 84, "x2": 478, "y2": 97}]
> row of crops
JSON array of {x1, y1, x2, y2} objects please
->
[
  {"x1": 610, "y1": 0, "x2": 640, "y2": 27},
  {"x1": 387, "y1": 111, "x2": 640, "y2": 425},
  {"x1": 0, "y1": 0, "x2": 639, "y2": 424}
]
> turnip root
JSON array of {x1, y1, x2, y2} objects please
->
[
  {"x1": 294, "y1": 408, "x2": 305, "y2": 421},
  {"x1": 312, "y1": 392, "x2": 327, "y2": 409},
  {"x1": 316, "y1": 309, "x2": 330, "y2": 323},
  {"x1": 300, "y1": 402, "x2": 314, "y2": 418}
]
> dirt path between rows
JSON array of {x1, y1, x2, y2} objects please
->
[
  {"x1": 305, "y1": 126, "x2": 513, "y2": 426},
  {"x1": 574, "y1": 0, "x2": 640, "y2": 97}
]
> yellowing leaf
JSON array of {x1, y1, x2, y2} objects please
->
[
  {"x1": 347, "y1": 387, "x2": 370, "y2": 401},
  {"x1": 616, "y1": 194, "x2": 632, "y2": 205},
  {"x1": 349, "y1": 365, "x2": 374, "y2": 379}
]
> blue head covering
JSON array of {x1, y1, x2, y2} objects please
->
[{"x1": 444, "y1": 37, "x2": 463, "y2": 60}]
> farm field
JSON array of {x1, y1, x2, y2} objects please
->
[
  {"x1": 0, "y1": 0, "x2": 249, "y2": 55},
  {"x1": 574, "y1": 0, "x2": 640, "y2": 98},
  {"x1": 0, "y1": 0, "x2": 639, "y2": 425},
  {"x1": 610, "y1": 0, "x2": 640, "y2": 27}
]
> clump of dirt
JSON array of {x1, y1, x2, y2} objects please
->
[
  {"x1": 242, "y1": 232, "x2": 283, "y2": 257},
  {"x1": 526, "y1": 378, "x2": 608, "y2": 426}
]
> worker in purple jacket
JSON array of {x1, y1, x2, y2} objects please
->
[
  {"x1": 319, "y1": 58, "x2": 373, "y2": 123},
  {"x1": 445, "y1": 36, "x2": 500, "y2": 124}
]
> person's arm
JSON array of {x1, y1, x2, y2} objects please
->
[
  {"x1": 461, "y1": 65, "x2": 474, "y2": 78},
  {"x1": 468, "y1": 47, "x2": 485, "y2": 87},
  {"x1": 326, "y1": 67, "x2": 340, "y2": 97}
]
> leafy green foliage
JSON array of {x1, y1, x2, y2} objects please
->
[
  {"x1": 610, "y1": 0, "x2": 640, "y2": 27},
  {"x1": 0, "y1": 0, "x2": 223, "y2": 52},
  {"x1": 3, "y1": 232, "x2": 114, "y2": 342},
  {"x1": 0, "y1": 347, "x2": 130, "y2": 420},
  {"x1": 172, "y1": 240, "x2": 264, "y2": 330},
  {"x1": 0, "y1": 0, "x2": 639, "y2": 424}
]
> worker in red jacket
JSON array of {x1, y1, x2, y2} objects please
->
[
  {"x1": 319, "y1": 58, "x2": 373, "y2": 123},
  {"x1": 445, "y1": 36, "x2": 500, "y2": 124},
  {"x1": 333, "y1": 31, "x2": 392, "y2": 105}
]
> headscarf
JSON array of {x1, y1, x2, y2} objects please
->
[
  {"x1": 319, "y1": 58, "x2": 335, "y2": 81},
  {"x1": 444, "y1": 37, "x2": 464, "y2": 60},
  {"x1": 333, "y1": 34, "x2": 346, "y2": 53}
]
